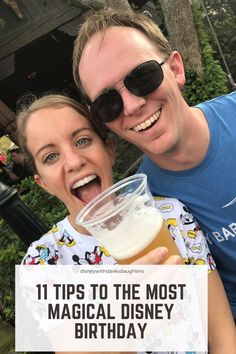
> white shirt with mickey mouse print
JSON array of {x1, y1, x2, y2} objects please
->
[{"x1": 22, "y1": 197, "x2": 215, "y2": 354}]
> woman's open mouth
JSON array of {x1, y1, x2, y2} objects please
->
[{"x1": 71, "y1": 175, "x2": 102, "y2": 204}]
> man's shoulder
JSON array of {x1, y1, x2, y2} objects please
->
[
  {"x1": 11, "y1": 162, "x2": 23, "y2": 174},
  {"x1": 11, "y1": 162, "x2": 31, "y2": 178},
  {"x1": 197, "y1": 91, "x2": 236, "y2": 109},
  {"x1": 154, "y1": 196, "x2": 185, "y2": 211}
]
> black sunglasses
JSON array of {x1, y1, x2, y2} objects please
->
[{"x1": 88, "y1": 59, "x2": 166, "y2": 123}]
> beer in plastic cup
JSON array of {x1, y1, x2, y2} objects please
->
[{"x1": 76, "y1": 174, "x2": 183, "y2": 264}]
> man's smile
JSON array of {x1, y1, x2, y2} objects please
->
[{"x1": 132, "y1": 109, "x2": 161, "y2": 132}]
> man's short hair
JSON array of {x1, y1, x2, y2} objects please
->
[{"x1": 73, "y1": 8, "x2": 172, "y2": 96}]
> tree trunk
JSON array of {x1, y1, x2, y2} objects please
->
[{"x1": 160, "y1": 0, "x2": 203, "y2": 75}]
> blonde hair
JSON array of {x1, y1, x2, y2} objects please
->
[
  {"x1": 16, "y1": 94, "x2": 108, "y2": 174},
  {"x1": 73, "y1": 8, "x2": 172, "y2": 95}
]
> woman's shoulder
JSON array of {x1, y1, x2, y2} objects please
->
[
  {"x1": 154, "y1": 196, "x2": 186, "y2": 217},
  {"x1": 22, "y1": 218, "x2": 67, "y2": 265}
]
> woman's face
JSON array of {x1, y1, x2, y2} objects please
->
[{"x1": 25, "y1": 105, "x2": 115, "y2": 223}]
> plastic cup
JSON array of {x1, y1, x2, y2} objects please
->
[{"x1": 76, "y1": 174, "x2": 182, "y2": 264}]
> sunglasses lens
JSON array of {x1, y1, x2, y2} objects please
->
[
  {"x1": 124, "y1": 60, "x2": 164, "y2": 96},
  {"x1": 90, "y1": 89, "x2": 123, "y2": 123}
]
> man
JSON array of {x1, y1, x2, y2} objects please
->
[
  {"x1": 72, "y1": 9, "x2": 236, "y2": 320},
  {"x1": 2, "y1": 147, "x2": 31, "y2": 183}
]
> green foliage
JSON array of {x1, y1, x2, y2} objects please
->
[
  {"x1": 0, "y1": 322, "x2": 15, "y2": 354},
  {"x1": 183, "y1": 2, "x2": 229, "y2": 106},
  {"x1": 113, "y1": 170, "x2": 123, "y2": 182},
  {"x1": 0, "y1": 177, "x2": 67, "y2": 327},
  {"x1": 19, "y1": 177, "x2": 68, "y2": 228},
  {"x1": 203, "y1": 0, "x2": 236, "y2": 87},
  {"x1": 0, "y1": 224, "x2": 23, "y2": 325}
]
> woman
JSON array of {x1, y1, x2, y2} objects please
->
[{"x1": 17, "y1": 94, "x2": 236, "y2": 353}]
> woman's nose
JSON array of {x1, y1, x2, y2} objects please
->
[{"x1": 64, "y1": 149, "x2": 85, "y2": 173}]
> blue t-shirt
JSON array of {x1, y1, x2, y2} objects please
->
[{"x1": 138, "y1": 91, "x2": 236, "y2": 317}]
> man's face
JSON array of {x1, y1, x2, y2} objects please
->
[
  {"x1": 11, "y1": 152, "x2": 20, "y2": 163},
  {"x1": 79, "y1": 26, "x2": 186, "y2": 160}
]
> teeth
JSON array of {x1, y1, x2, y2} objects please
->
[
  {"x1": 133, "y1": 110, "x2": 161, "y2": 132},
  {"x1": 72, "y1": 175, "x2": 96, "y2": 189}
]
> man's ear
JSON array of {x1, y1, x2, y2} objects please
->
[
  {"x1": 168, "y1": 51, "x2": 186, "y2": 89},
  {"x1": 105, "y1": 139, "x2": 116, "y2": 167},
  {"x1": 34, "y1": 174, "x2": 54, "y2": 195}
]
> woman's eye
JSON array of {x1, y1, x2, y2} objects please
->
[
  {"x1": 43, "y1": 153, "x2": 58, "y2": 164},
  {"x1": 76, "y1": 137, "x2": 90, "y2": 146}
]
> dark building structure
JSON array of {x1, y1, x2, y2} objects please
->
[{"x1": 0, "y1": 0, "x2": 84, "y2": 141}]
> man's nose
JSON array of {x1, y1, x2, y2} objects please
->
[{"x1": 120, "y1": 87, "x2": 146, "y2": 117}]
